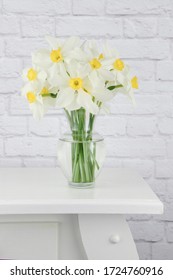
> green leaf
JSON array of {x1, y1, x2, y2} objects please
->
[
  {"x1": 41, "y1": 93, "x2": 57, "y2": 98},
  {"x1": 41, "y1": 93, "x2": 50, "y2": 97},
  {"x1": 50, "y1": 93, "x2": 57, "y2": 98},
  {"x1": 107, "y1": 84, "x2": 123, "y2": 90}
]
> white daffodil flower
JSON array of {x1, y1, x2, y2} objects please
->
[
  {"x1": 47, "y1": 62, "x2": 67, "y2": 88},
  {"x1": 101, "y1": 43, "x2": 129, "y2": 85},
  {"x1": 32, "y1": 36, "x2": 81, "y2": 78},
  {"x1": 40, "y1": 81, "x2": 58, "y2": 109},
  {"x1": 56, "y1": 62, "x2": 99, "y2": 114},
  {"x1": 21, "y1": 81, "x2": 58, "y2": 119},
  {"x1": 72, "y1": 40, "x2": 114, "y2": 82},
  {"x1": 89, "y1": 71, "x2": 114, "y2": 103},
  {"x1": 22, "y1": 65, "x2": 47, "y2": 83},
  {"x1": 111, "y1": 60, "x2": 129, "y2": 85},
  {"x1": 117, "y1": 75, "x2": 139, "y2": 105},
  {"x1": 21, "y1": 82, "x2": 45, "y2": 119}
]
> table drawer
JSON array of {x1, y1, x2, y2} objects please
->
[{"x1": 0, "y1": 222, "x2": 59, "y2": 260}]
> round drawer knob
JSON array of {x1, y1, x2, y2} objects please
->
[{"x1": 109, "y1": 234, "x2": 120, "y2": 244}]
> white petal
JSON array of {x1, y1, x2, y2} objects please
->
[
  {"x1": 100, "y1": 103, "x2": 110, "y2": 114},
  {"x1": 56, "y1": 88, "x2": 75, "y2": 108},
  {"x1": 49, "y1": 87, "x2": 58, "y2": 95},
  {"x1": 101, "y1": 58, "x2": 114, "y2": 68},
  {"x1": 48, "y1": 64, "x2": 62, "y2": 87},
  {"x1": 62, "y1": 37, "x2": 80, "y2": 55},
  {"x1": 93, "y1": 86, "x2": 114, "y2": 102},
  {"x1": 116, "y1": 72, "x2": 125, "y2": 85},
  {"x1": 77, "y1": 90, "x2": 99, "y2": 114},
  {"x1": 37, "y1": 70, "x2": 47, "y2": 82},
  {"x1": 58, "y1": 63, "x2": 69, "y2": 80},
  {"x1": 49, "y1": 76, "x2": 67, "y2": 88},
  {"x1": 22, "y1": 68, "x2": 29, "y2": 81},
  {"x1": 99, "y1": 68, "x2": 114, "y2": 81},
  {"x1": 32, "y1": 81, "x2": 43, "y2": 95},
  {"x1": 69, "y1": 47, "x2": 86, "y2": 62},
  {"x1": 21, "y1": 83, "x2": 31, "y2": 96},
  {"x1": 66, "y1": 95, "x2": 81, "y2": 111},
  {"x1": 66, "y1": 62, "x2": 78, "y2": 77},
  {"x1": 88, "y1": 71, "x2": 99, "y2": 86},
  {"x1": 83, "y1": 77, "x2": 92, "y2": 92},
  {"x1": 21, "y1": 82, "x2": 41, "y2": 97},
  {"x1": 45, "y1": 36, "x2": 61, "y2": 49},
  {"x1": 32, "y1": 49, "x2": 51, "y2": 69},
  {"x1": 78, "y1": 63, "x2": 90, "y2": 78},
  {"x1": 30, "y1": 101, "x2": 44, "y2": 120},
  {"x1": 87, "y1": 40, "x2": 98, "y2": 57},
  {"x1": 49, "y1": 63, "x2": 60, "y2": 74},
  {"x1": 48, "y1": 67, "x2": 68, "y2": 88},
  {"x1": 128, "y1": 89, "x2": 136, "y2": 106},
  {"x1": 43, "y1": 96, "x2": 56, "y2": 108}
]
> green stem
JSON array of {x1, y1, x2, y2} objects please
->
[{"x1": 64, "y1": 108, "x2": 100, "y2": 184}]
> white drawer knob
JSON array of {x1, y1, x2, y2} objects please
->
[{"x1": 109, "y1": 234, "x2": 120, "y2": 244}]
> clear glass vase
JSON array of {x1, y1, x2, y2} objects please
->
[
  {"x1": 57, "y1": 108, "x2": 106, "y2": 188},
  {"x1": 58, "y1": 132, "x2": 105, "y2": 188}
]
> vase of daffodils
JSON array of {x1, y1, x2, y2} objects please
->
[
  {"x1": 58, "y1": 109, "x2": 105, "y2": 187},
  {"x1": 21, "y1": 36, "x2": 138, "y2": 188}
]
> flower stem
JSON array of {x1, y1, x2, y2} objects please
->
[{"x1": 64, "y1": 108, "x2": 99, "y2": 184}]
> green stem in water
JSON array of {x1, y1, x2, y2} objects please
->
[{"x1": 64, "y1": 108, "x2": 100, "y2": 184}]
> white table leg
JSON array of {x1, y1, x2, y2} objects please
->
[{"x1": 78, "y1": 214, "x2": 139, "y2": 260}]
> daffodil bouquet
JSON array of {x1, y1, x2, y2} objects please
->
[{"x1": 21, "y1": 36, "x2": 138, "y2": 187}]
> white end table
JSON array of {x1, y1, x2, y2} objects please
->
[{"x1": 0, "y1": 168, "x2": 163, "y2": 260}]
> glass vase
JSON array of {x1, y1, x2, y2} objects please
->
[
  {"x1": 57, "y1": 108, "x2": 105, "y2": 188},
  {"x1": 58, "y1": 133, "x2": 105, "y2": 188}
]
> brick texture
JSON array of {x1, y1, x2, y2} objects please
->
[
  {"x1": 0, "y1": 16, "x2": 20, "y2": 34},
  {"x1": 106, "y1": 0, "x2": 173, "y2": 15},
  {"x1": 0, "y1": 39, "x2": 4, "y2": 56},
  {"x1": 56, "y1": 17, "x2": 122, "y2": 37},
  {"x1": 3, "y1": 0, "x2": 71, "y2": 15},
  {"x1": 73, "y1": 0, "x2": 105, "y2": 15},
  {"x1": 0, "y1": 0, "x2": 172, "y2": 260},
  {"x1": 21, "y1": 17, "x2": 55, "y2": 37},
  {"x1": 124, "y1": 18, "x2": 157, "y2": 38}
]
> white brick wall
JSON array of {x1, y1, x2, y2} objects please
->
[
  {"x1": 3, "y1": 0, "x2": 71, "y2": 15},
  {"x1": 0, "y1": 0, "x2": 173, "y2": 260},
  {"x1": 56, "y1": 17, "x2": 122, "y2": 37},
  {"x1": 21, "y1": 17, "x2": 55, "y2": 37},
  {"x1": 124, "y1": 18, "x2": 157, "y2": 38},
  {"x1": 106, "y1": 0, "x2": 173, "y2": 15}
]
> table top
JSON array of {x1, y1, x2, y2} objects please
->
[{"x1": 0, "y1": 168, "x2": 163, "y2": 215}]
